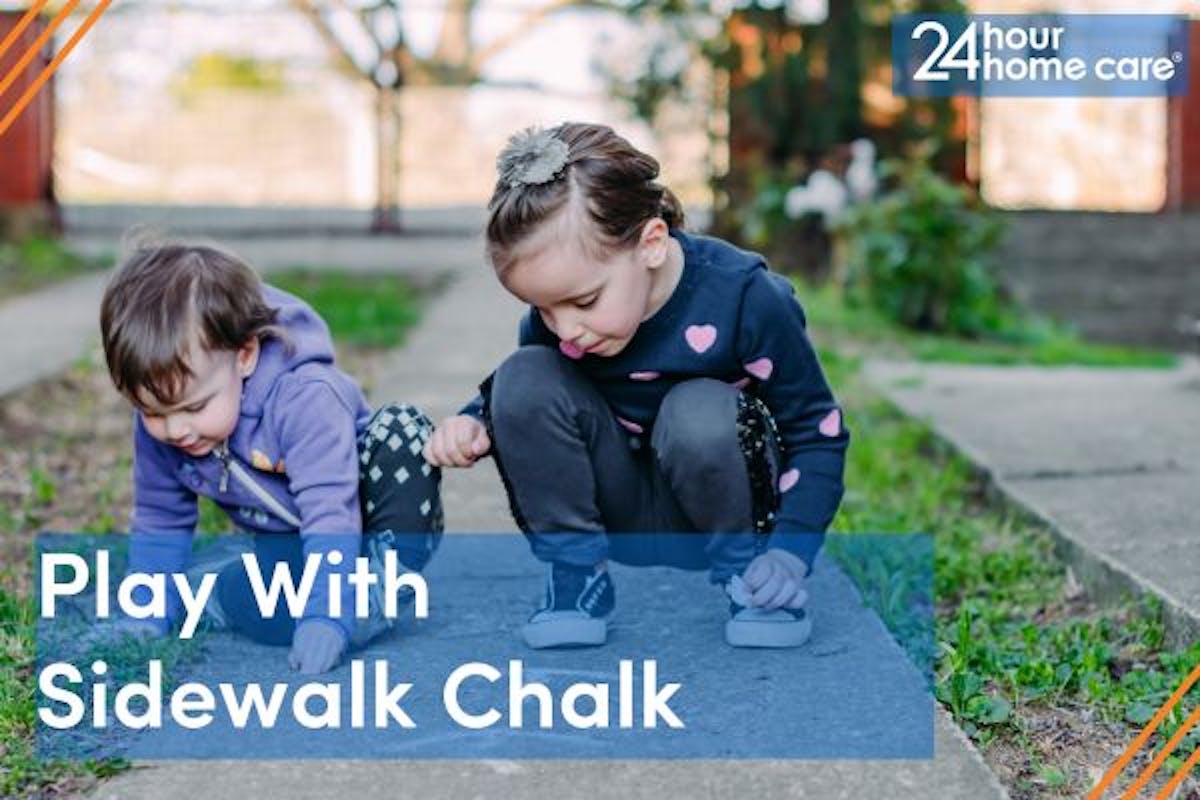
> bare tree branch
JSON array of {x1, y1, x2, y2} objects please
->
[
  {"x1": 469, "y1": 0, "x2": 612, "y2": 74},
  {"x1": 288, "y1": 0, "x2": 371, "y2": 80}
]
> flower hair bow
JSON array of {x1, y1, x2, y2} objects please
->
[{"x1": 498, "y1": 127, "x2": 570, "y2": 188}]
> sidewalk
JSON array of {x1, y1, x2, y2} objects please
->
[
  {"x1": 0, "y1": 272, "x2": 111, "y2": 398},
  {"x1": 0, "y1": 228, "x2": 483, "y2": 400},
  {"x1": 865, "y1": 358, "x2": 1200, "y2": 645},
  {"x1": 86, "y1": 257, "x2": 1009, "y2": 799}
]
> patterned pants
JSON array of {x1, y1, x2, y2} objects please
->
[
  {"x1": 357, "y1": 402, "x2": 445, "y2": 568},
  {"x1": 215, "y1": 403, "x2": 443, "y2": 646}
]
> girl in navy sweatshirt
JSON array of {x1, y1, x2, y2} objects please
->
[{"x1": 425, "y1": 123, "x2": 849, "y2": 650}]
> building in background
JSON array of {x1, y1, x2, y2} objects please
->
[
  {"x1": 969, "y1": 0, "x2": 1197, "y2": 212},
  {"x1": 0, "y1": 8, "x2": 56, "y2": 235}
]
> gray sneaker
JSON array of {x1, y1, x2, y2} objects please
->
[
  {"x1": 724, "y1": 575, "x2": 812, "y2": 648},
  {"x1": 521, "y1": 562, "x2": 614, "y2": 649}
]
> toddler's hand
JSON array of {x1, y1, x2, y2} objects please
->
[
  {"x1": 742, "y1": 548, "x2": 809, "y2": 610},
  {"x1": 424, "y1": 415, "x2": 491, "y2": 467},
  {"x1": 289, "y1": 620, "x2": 346, "y2": 675}
]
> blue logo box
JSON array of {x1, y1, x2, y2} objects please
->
[{"x1": 893, "y1": 14, "x2": 1189, "y2": 97}]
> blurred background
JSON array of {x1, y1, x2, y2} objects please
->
[{"x1": 2, "y1": 0, "x2": 1200, "y2": 348}]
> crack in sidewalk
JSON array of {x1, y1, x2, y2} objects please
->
[{"x1": 1001, "y1": 459, "x2": 1186, "y2": 482}]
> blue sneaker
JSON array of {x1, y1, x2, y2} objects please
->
[
  {"x1": 724, "y1": 575, "x2": 811, "y2": 648},
  {"x1": 521, "y1": 562, "x2": 614, "y2": 649}
]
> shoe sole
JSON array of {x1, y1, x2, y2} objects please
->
[
  {"x1": 725, "y1": 615, "x2": 813, "y2": 648},
  {"x1": 521, "y1": 614, "x2": 608, "y2": 649}
]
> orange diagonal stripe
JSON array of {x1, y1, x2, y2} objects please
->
[
  {"x1": 1123, "y1": 702, "x2": 1200, "y2": 798},
  {"x1": 0, "y1": 0, "x2": 80, "y2": 102},
  {"x1": 0, "y1": 0, "x2": 53, "y2": 62},
  {"x1": 0, "y1": 0, "x2": 109, "y2": 138},
  {"x1": 1089, "y1": 662, "x2": 1200, "y2": 800},
  {"x1": 1155, "y1": 744, "x2": 1200, "y2": 799}
]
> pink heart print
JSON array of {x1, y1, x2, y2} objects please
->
[
  {"x1": 684, "y1": 324, "x2": 718, "y2": 354},
  {"x1": 629, "y1": 371, "x2": 661, "y2": 381},
  {"x1": 744, "y1": 357, "x2": 774, "y2": 381},
  {"x1": 559, "y1": 340, "x2": 585, "y2": 360},
  {"x1": 778, "y1": 468, "x2": 800, "y2": 493},
  {"x1": 617, "y1": 417, "x2": 644, "y2": 434},
  {"x1": 819, "y1": 408, "x2": 841, "y2": 437}
]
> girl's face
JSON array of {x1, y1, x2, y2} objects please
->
[
  {"x1": 499, "y1": 210, "x2": 680, "y2": 359},
  {"x1": 135, "y1": 339, "x2": 259, "y2": 457}
]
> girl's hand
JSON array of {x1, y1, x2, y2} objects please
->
[
  {"x1": 742, "y1": 548, "x2": 809, "y2": 610},
  {"x1": 289, "y1": 620, "x2": 345, "y2": 675},
  {"x1": 423, "y1": 415, "x2": 491, "y2": 468}
]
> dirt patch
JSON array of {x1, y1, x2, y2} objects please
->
[
  {"x1": 986, "y1": 703, "x2": 1189, "y2": 799},
  {"x1": 978, "y1": 586, "x2": 1199, "y2": 799}
]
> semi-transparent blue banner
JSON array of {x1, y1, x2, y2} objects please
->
[
  {"x1": 36, "y1": 532, "x2": 933, "y2": 760},
  {"x1": 893, "y1": 14, "x2": 1189, "y2": 96}
]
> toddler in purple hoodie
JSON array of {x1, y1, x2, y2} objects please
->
[{"x1": 98, "y1": 239, "x2": 442, "y2": 674}]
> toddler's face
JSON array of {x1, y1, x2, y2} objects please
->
[
  {"x1": 135, "y1": 340, "x2": 259, "y2": 458},
  {"x1": 499, "y1": 214, "x2": 675, "y2": 359}
]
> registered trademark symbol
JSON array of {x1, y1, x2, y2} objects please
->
[{"x1": 1173, "y1": 51, "x2": 1184, "y2": 63}]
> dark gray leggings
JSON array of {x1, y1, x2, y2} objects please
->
[
  {"x1": 215, "y1": 403, "x2": 443, "y2": 646},
  {"x1": 485, "y1": 346, "x2": 782, "y2": 583}
]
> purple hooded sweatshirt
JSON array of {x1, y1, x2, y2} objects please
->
[{"x1": 126, "y1": 284, "x2": 372, "y2": 643}]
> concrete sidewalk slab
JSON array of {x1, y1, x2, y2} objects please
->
[
  {"x1": 80, "y1": 537, "x2": 932, "y2": 761},
  {"x1": 89, "y1": 712, "x2": 999, "y2": 800},
  {"x1": 865, "y1": 359, "x2": 1200, "y2": 644},
  {"x1": 0, "y1": 273, "x2": 110, "y2": 398},
  {"x1": 79, "y1": 533, "x2": 1002, "y2": 798}
]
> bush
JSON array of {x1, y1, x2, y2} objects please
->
[
  {"x1": 716, "y1": 167, "x2": 834, "y2": 282},
  {"x1": 173, "y1": 53, "x2": 286, "y2": 102},
  {"x1": 837, "y1": 155, "x2": 1007, "y2": 337}
]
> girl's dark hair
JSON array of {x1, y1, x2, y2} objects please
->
[
  {"x1": 485, "y1": 122, "x2": 685, "y2": 273},
  {"x1": 99, "y1": 237, "x2": 281, "y2": 406}
]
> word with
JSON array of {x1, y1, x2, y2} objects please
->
[{"x1": 41, "y1": 548, "x2": 427, "y2": 638}]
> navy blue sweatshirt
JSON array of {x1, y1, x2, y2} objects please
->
[{"x1": 468, "y1": 229, "x2": 848, "y2": 568}]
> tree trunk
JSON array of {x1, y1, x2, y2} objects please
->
[{"x1": 372, "y1": 85, "x2": 402, "y2": 234}]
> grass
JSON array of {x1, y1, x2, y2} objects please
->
[
  {"x1": 268, "y1": 269, "x2": 422, "y2": 350},
  {"x1": 0, "y1": 236, "x2": 107, "y2": 302},
  {"x1": 800, "y1": 282, "x2": 1176, "y2": 368},
  {"x1": 0, "y1": 269, "x2": 426, "y2": 798},
  {"x1": 811, "y1": 317, "x2": 1198, "y2": 797}
]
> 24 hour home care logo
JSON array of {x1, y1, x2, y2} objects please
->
[{"x1": 892, "y1": 14, "x2": 1189, "y2": 97}]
